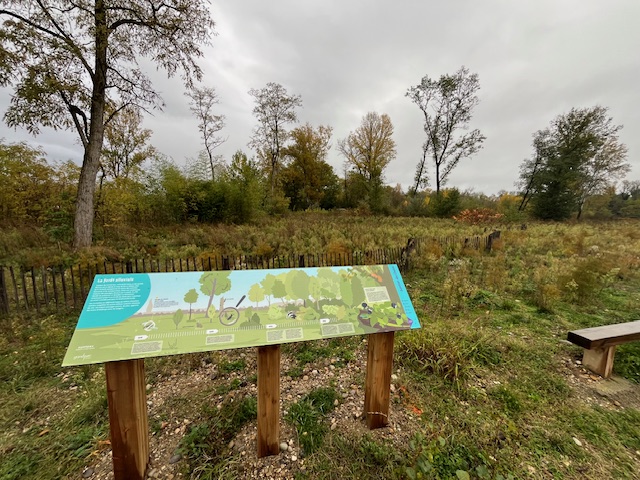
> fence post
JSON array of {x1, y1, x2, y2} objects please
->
[
  {"x1": 0, "y1": 267, "x2": 8, "y2": 315},
  {"x1": 485, "y1": 230, "x2": 501, "y2": 252}
]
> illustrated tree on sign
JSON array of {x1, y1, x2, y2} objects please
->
[
  {"x1": 248, "y1": 283, "x2": 265, "y2": 308},
  {"x1": 285, "y1": 270, "x2": 310, "y2": 306},
  {"x1": 248, "y1": 82, "x2": 302, "y2": 196},
  {"x1": 187, "y1": 86, "x2": 226, "y2": 180},
  {"x1": 172, "y1": 309, "x2": 184, "y2": 330},
  {"x1": 272, "y1": 278, "x2": 287, "y2": 306},
  {"x1": 199, "y1": 272, "x2": 232, "y2": 322},
  {"x1": 183, "y1": 288, "x2": 199, "y2": 322},
  {"x1": 308, "y1": 276, "x2": 323, "y2": 310},
  {"x1": 260, "y1": 274, "x2": 277, "y2": 306},
  {"x1": 0, "y1": 0, "x2": 215, "y2": 249},
  {"x1": 338, "y1": 112, "x2": 396, "y2": 212},
  {"x1": 406, "y1": 66, "x2": 485, "y2": 195},
  {"x1": 317, "y1": 268, "x2": 341, "y2": 299}
]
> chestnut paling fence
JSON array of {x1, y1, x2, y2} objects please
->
[{"x1": 0, "y1": 232, "x2": 500, "y2": 316}]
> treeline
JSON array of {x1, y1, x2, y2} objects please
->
[{"x1": 2, "y1": 140, "x2": 639, "y2": 247}]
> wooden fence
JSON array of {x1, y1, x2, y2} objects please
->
[{"x1": 0, "y1": 233, "x2": 498, "y2": 316}]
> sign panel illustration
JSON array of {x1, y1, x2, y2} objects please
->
[{"x1": 63, "y1": 264, "x2": 420, "y2": 366}]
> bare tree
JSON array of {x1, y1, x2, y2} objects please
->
[
  {"x1": 406, "y1": 66, "x2": 485, "y2": 194},
  {"x1": 187, "y1": 86, "x2": 226, "y2": 180},
  {"x1": 0, "y1": 0, "x2": 215, "y2": 248},
  {"x1": 248, "y1": 82, "x2": 302, "y2": 195}
]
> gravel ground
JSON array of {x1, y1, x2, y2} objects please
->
[
  {"x1": 77, "y1": 341, "x2": 639, "y2": 480},
  {"x1": 78, "y1": 340, "x2": 422, "y2": 480}
]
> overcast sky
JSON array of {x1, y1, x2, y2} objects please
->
[{"x1": 2, "y1": 0, "x2": 639, "y2": 195}]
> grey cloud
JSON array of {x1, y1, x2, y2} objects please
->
[{"x1": 2, "y1": 0, "x2": 639, "y2": 194}]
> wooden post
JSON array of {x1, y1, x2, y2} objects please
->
[
  {"x1": 257, "y1": 344, "x2": 281, "y2": 457},
  {"x1": 105, "y1": 359, "x2": 149, "y2": 480},
  {"x1": 364, "y1": 331, "x2": 395, "y2": 429}
]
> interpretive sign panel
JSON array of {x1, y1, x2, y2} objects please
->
[{"x1": 62, "y1": 264, "x2": 419, "y2": 366}]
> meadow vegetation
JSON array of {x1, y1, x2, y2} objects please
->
[{"x1": 1, "y1": 216, "x2": 640, "y2": 479}]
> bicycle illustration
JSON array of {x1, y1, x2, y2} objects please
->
[{"x1": 218, "y1": 295, "x2": 246, "y2": 326}]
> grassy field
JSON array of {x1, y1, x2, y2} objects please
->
[
  {"x1": 1, "y1": 217, "x2": 640, "y2": 479},
  {"x1": 0, "y1": 212, "x2": 487, "y2": 267}
]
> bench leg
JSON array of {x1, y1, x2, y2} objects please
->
[{"x1": 583, "y1": 346, "x2": 616, "y2": 378}]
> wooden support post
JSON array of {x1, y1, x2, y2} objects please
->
[
  {"x1": 105, "y1": 359, "x2": 149, "y2": 480},
  {"x1": 583, "y1": 346, "x2": 616, "y2": 378},
  {"x1": 257, "y1": 344, "x2": 281, "y2": 457},
  {"x1": 364, "y1": 331, "x2": 395, "y2": 429}
]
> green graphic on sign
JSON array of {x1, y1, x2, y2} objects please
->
[{"x1": 62, "y1": 264, "x2": 420, "y2": 366}]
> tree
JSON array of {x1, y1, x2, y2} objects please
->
[
  {"x1": 517, "y1": 106, "x2": 629, "y2": 220},
  {"x1": 187, "y1": 86, "x2": 225, "y2": 180},
  {"x1": 172, "y1": 309, "x2": 184, "y2": 330},
  {"x1": 338, "y1": 112, "x2": 396, "y2": 212},
  {"x1": 248, "y1": 283, "x2": 265, "y2": 308},
  {"x1": 260, "y1": 273, "x2": 277, "y2": 306},
  {"x1": 248, "y1": 82, "x2": 302, "y2": 196},
  {"x1": 406, "y1": 66, "x2": 485, "y2": 194},
  {"x1": 285, "y1": 270, "x2": 309, "y2": 305},
  {"x1": 184, "y1": 288, "x2": 199, "y2": 322},
  {"x1": 199, "y1": 272, "x2": 231, "y2": 322},
  {"x1": 272, "y1": 278, "x2": 287, "y2": 306},
  {"x1": 225, "y1": 149, "x2": 265, "y2": 221},
  {"x1": 0, "y1": 141, "x2": 54, "y2": 222},
  {"x1": 0, "y1": 1, "x2": 215, "y2": 249},
  {"x1": 94, "y1": 105, "x2": 159, "y2": 227},
  {"x1": 281, "y1": 123, "x2": 338, "y2": 210},
  {"x1": 101, "y1": 106, "x2": 157, "y2": 180},
  {"x1": 575, "y1": 135, "x2": 628, "y2": 218}
]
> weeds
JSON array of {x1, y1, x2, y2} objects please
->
[
  {"x1": 2, "y1": 219, "x2": 640, "y2": 479},
  {"x1": 177, "y1": 395, "x2": 257, "y2": 478},
  {"x1": 396, "y1": 319, "x2": 502, "y2": 387},
  {"x1": 285, "y1": 387, "x2": 340, "y2": 454}
]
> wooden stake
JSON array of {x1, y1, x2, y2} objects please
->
[
  {"x1": 257, "y1": 344, "x2": 281, "y2": 457},
  {"x1": 364, "y1": 331, "x2": 395, "y2": 429},
  {"x1": 105, "y1": 359, "x2": 149, "y2": 480}
]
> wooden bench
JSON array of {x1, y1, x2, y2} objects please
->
[{"x1": 567, "y1": 320, "x2": 640, "y2": 378}]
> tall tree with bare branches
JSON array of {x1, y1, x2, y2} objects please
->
[
  {"x1": 406, "y1": 66, "x2": 485, "y2": 194},
  {"x1": 248, "y1": 82, "x2": 302, "y2": 197},
  {"x1": 187, "y1": 86, "x2": 226, "y2": 180}
]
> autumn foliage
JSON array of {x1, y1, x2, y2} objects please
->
[{"x1": 453, "y1": 208, "x2": 504, "y2": 225}]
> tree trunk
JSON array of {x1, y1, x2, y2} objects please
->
[
  {"x1": 73, "y1": 0, "x2": 108, "y2": 250},
  {"x1": 205, "y1": 277, "x2": 217, "y2": 320},
  {"x1": 576, "y1": 199, "x2": 584, "y2": 220}
]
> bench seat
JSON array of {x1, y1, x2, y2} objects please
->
[{"x1": 567, "y1": 320, "x2": 640, "y2": 378}]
